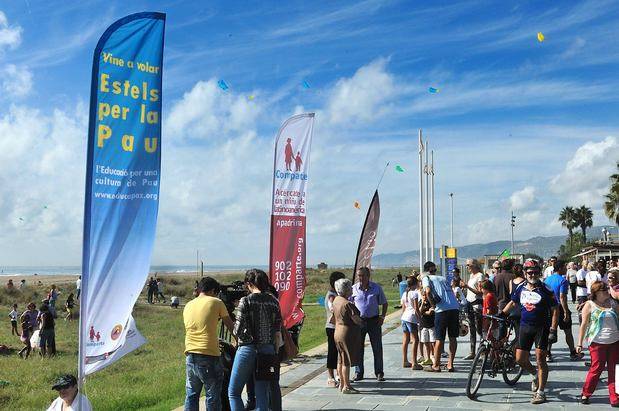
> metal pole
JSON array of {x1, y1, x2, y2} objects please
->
[
  {"x1": 425, "y1": 140, "x2": 430, "y2": 264},
  {"x1": 419, "y1": 129, "x2": 425, "y2": 273},
  {"x1": 449, "y1": 193, "x2": 454, "y2": 247},
  {"x1": 430, "y1": 150, "x2": 435, "y2": 262},
  {"x1": 510, "y1": 211, "x2": 515, "y2": 254}
]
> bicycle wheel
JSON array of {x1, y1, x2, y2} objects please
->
[
  {"x1": 466, "y1": 346, "x2": 488, "y2": 399},
  {"x1": 501, "y1": 341, "x2": 523, "y2": 386}
]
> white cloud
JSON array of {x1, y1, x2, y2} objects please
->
[
  {"x1": 509, "y1": 186, "x2": 536, "y2": 210},
  {"x1": 549, "y1": 136, "x2": 619, "y2": 205},
  {"x1": 0, "y1": 11, "x2": 22, "y2": 52},
  {"x1": 1, "y1": 64, "x2": 33, "y2": 97},
  {"x1": 164, "y1": 79, "x2": 261, "y2": 143},
  {"x1": 325, "y1": 58, "x2": 397, "y2": 125}
]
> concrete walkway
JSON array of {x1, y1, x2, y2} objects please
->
[{"x1": 282, "y1": 305, "x2": 614, "y2": 411}]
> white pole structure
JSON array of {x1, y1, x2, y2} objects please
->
[
  {"x1": 424, "y1": 140, "x2": 430, "y2": 264},
  {"x1": 418, "y1": 129, "x2": 425, "y2": 273},
  {"x1": 430, "y1": 150, "x2": 435, "y2": 262},
  {"x1": 449, "y1": 193, "x2": 454, "y2": 247}
]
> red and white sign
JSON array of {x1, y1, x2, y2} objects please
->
[{"x1": 269, "y1": 113, "x2": 315, "y2": 329}]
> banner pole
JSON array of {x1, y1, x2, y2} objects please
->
[
  {"x1": 424, "y1": 140, "x2": 430, "y2": 265},
  {"x1": 375, "y1": 161, "x2": 390, "y2": 192}
]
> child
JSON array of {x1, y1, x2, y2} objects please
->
[
  {"x1": 481, "y1": 280, "x2": 498, "y2": 337},
  {"x1": 65, "y1": 293, "x2": 75, "y2": 321},
  {"x1": 418, "y1": 291, "x2": 436, "y2": 366},
  {"x1": 452, "y1": 278, "x2": 467, "y2": 308},
  {"x1": 18, "y1": 314, "x2": 32, "y2": 359},
  {"x1": 9, "y1": 303, "x2": 19, "y2": 336},
  {"x1": 400, "y1": 276, "x2": 422, "y2": 369}
]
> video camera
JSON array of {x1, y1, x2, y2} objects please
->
[{"x1": 217, "y1": 280, "x2": 247, "y2": 318}]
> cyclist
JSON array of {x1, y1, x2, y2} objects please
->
[{"x1": 500, "y1": 259, "x2": 559, "y2": 405}]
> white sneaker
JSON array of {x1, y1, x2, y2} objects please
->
[{"x1": 531, "y1": 377, "x2": 539, "y2": 392}]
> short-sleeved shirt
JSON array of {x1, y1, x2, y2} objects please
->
[
  {"x1": 9, "y1": 310, "x2": 18, "y2": 321},
  {"x1": 351, "y1": 281, "x2": 387, "y2": 318},
  {"x1": 482, "y1": 292, "x2": 498, "y2": 316},
  {"x1": 422, "y1": 275, "x2": 460, "y2": 313},
  {"x1": 576, "y1": 269, "x2": 588, "y2": 297},
  {"x1": 544, "y1": 273, "x2": 568, "y2": 303},
  {"x1": 325, "y1": 290, "x2": 337, "y2": 329},
  {"x1": 543, "y1": 266, "x2": 554, "y2": 279},
  {"x1": 586, "y1": 271, "x2": 602, "y2": 293},
  {"x1": 76, "y1": 278, "x2": 81, "y2": 289},
  {"x1": 183, "y1": 295, "x2": 230, "y2": 356},
  {"x1": 400, "y1": 289, "x2": 419, "y2": 323},
  {"x1": 466, "y1": 272, "x2": 483, "y2": 303},
  {"x1": 47, "y1": 393, "x2": 92, "y2": 411},
  {"x1": 511, "y1": 282, "x2": 557, "y2": 326}
]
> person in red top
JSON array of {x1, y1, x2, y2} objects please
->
[{"x1": 481, "y1": 280, "x2": 498, "y2": 333}]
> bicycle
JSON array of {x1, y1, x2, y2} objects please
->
[{"x1": 465, "y1": 314, "x2": 523, "y2": 399}]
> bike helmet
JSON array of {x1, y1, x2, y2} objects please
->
[{"x1": 523, "y1": 259, "x2": 540, "y2": 272}]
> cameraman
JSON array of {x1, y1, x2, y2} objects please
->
[{"x1": 183, "y1": 277, "x2": 235, "y2": 411}]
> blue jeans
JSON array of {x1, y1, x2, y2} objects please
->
[
  {"x1": 355, "y1": 317, "x2": 383, "y2": 377},
  {"x1": 184, "y1": 353, "x2": 224, "y2": 411},
  {"x1": 228, "y1": 344, "x2": 275, "y2": 411}
]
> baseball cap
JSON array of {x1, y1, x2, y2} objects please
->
[{"x1": 51, "y1": 374, "x2": 77, "y2": 390}]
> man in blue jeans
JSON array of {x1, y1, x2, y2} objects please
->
[
  {"x1": 351, "y1": 266, "x2": 388, "y2": 382},
  {"x1": 183, "y1": 277, "x2": 235, "y2": 411}
]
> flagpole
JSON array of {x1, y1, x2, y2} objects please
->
[
  {"x1": 424, "y1": 140, "x2": 430, "y2": 265},
  {"x1": 418, "y1": 130, "x2": 425, "y2": 272},
  {"x1": 430, "y1": 150, "x2": 435, "y2": 263}
]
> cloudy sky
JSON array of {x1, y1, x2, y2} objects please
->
[{"x1": 1, "y1": 0, "x2": 619, "y2": 267}]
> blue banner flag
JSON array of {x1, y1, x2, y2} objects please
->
[{"x1": 80, "y1": 12, "x2": 165, "y2": 376}]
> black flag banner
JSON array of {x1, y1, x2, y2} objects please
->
[{"x1": 352, "y1": 190, "x2": 380, "y2": 281}]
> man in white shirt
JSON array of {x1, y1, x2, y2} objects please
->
[
  {"x1": 76, "y1": 276, "x2": 81, "y2": 300},
  {"x1": 461, "y1": 258, "x2": 484, "y2": 359},
  {"x1": 543, "y1": 256, "x2": 557, "y2": 279},
  {"x1": 576, "y1": 262, "x2": 589, "y2": 324},
  {"x1": 47, "y1": 375, "x2": 92, "y2": 411}
]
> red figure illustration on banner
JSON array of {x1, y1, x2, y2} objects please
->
[{"x1": 284, "y1": 138, "x2": 294, "y2": 171}]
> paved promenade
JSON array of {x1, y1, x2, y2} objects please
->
[{"x1": 282, "y1": 305, "x2": 613, "y2": 411}]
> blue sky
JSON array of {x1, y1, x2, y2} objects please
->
[{"x1": 1, "y1": 0, "x2": 619, "y2": 266}]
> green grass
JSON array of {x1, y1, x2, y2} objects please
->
[{"x1": 0, "y1": 267, "x2": 406, "y2": 409}]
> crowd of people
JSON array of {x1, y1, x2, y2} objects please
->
[
  {"x1": 6, "y1": 282, "x2": 81, "y2": 360},
  {"x1": 322, "y1": 257, "x2": 618, "y2": 407}
]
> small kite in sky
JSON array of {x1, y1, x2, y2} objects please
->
[
  {"x1": 354, "y1": 201, "x2": 361, "y2": 209},
  {"x1": 43, "y1": 205, "x2": 48, "y2": 209},
  {"x1": 428, "y1": 87, "x2": 439, "y2": 94},
  {"x1": 217, "y1": 80, "x2": 229, "y2": 91},
  {"x1": 537, "y1": 32, "x2": 545, "y2": 42},
  {"x1": 395, "y1": 165, "x2": 405, "y2": 172},
  {"x1": 18, "y1": 217, "x2": 24, "y2": 222},
  {"x1": 248, "y1": 94, "x2": 255, "y2": 101},
  {"x1": 302, "y1": 80, "x2": 311, "y2": 89}
]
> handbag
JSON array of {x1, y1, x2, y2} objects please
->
[
  {"x1": 280, "y1": 326, "x2": 298, "y2": 361},
  {"x1": 255, "y1": 352, "x2": 280, "y2": 381}
]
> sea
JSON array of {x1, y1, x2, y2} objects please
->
[{"x1": 0, "y1": 265, "x2": 269, "y2": 276}]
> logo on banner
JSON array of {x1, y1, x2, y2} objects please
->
[
  {"x1": 284, "y1": 137, "x2": 304, "y2": 171},
  {"x1": 87, "y1": 325, "x2": 104, "y2": 347},
  {"x1": 111, "y1": 324, "x2": 123, "y2": 340},
  {"x1": 276, "y1": 137, "x2": 307, "y2": 181}
]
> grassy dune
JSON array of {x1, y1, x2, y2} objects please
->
[{"x1": 0, "y1": 267, "x2": 406, "y2": 410}]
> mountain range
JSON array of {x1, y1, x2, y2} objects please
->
[{"x1": 372, "y1": 226, "x2": 613, "y2": 266}]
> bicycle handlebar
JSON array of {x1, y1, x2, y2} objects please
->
[{"x1": 482, "y1": 314, "x2": 511, "y2": 323}]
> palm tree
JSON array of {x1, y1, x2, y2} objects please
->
[
  {"x1": 574, "y1": 205, "x2": 593, "y2": 243},
  {"x1": 559, "y1": 206, "x2": 576, "y2": 247},
  {"x1": 605, "y1": 162, "x2": 619, "y2": 225},
  {"x1": 605, "y1": 182, "x2": 619, "y2": 225}
]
